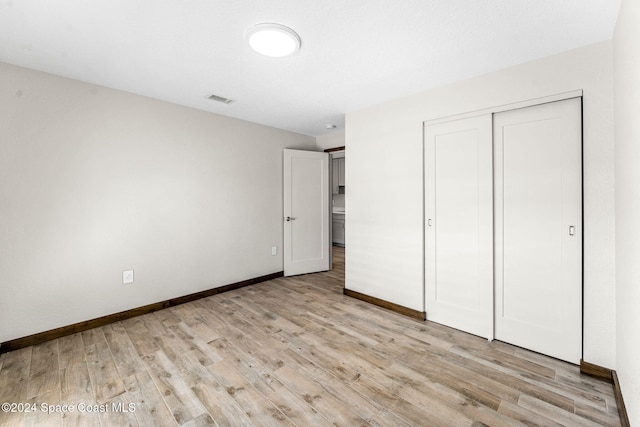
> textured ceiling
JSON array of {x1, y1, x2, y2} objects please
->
[{"x1": 0, "y1": 1, "x2": 621, "y2": 137}]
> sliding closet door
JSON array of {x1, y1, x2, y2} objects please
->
[
  {"x1": 494, "y1": 98, "x2": 582, "y2": 363},
  {"x1": 424, "y1": 115, "x2": 493, "y2": 339}
]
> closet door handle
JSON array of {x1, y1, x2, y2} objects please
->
[{"x1": 569, "y1": 225, "x2": 575, "y2": 236}]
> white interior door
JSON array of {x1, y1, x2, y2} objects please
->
[
  {"x1": 283, "y1": 149, "x2": 331, "y2": 276},
  {"x1": 424, "y1": 114, "x2": 494, "y2": 339},
  {"x1": 494, "y1": 98, "x2": 582, "y2": 363}
]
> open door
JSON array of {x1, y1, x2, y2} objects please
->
[{"x1": 283, "y1": 149, "x2": 331, "y2": 276}]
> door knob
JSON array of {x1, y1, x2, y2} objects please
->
[{"x1": 286, "y1": 216, "x2": 296, "y2": 222}]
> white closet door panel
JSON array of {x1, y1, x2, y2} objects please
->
[
  {"x1": 494, "y1": 98, "x2": 582, "y2": 363},
  {"x1": 503, "y1": 119, "x2": 564, "y2": 328},
  {"x1": 425, "y1": 114, "x2": 493, "y2": 339}
]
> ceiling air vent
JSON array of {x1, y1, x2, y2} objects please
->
[{"x1": 208, "y1": 94, "x2": 234, "y2": 104}]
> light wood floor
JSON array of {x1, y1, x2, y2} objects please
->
[{"x1": 0, "y1": 247, "x2": 621, "y2": 426}]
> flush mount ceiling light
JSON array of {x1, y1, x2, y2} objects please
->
[{"x1": 246, "y1": 23, "x2": 301, "y2": 58}]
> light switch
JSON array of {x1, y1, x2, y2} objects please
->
[{"x1": 123, "y1": 270, "x2": 134, "y2": 284}]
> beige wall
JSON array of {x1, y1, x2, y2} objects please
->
[
  {"x1": 0, "y1": 62, "x2": 315, "y2": 343},
  {"x1": 346, "y1": 42, "x2": 616, "y2": 367},
  {"x1": 614, "y1": 0, "x2": 640, "y2": 423}
]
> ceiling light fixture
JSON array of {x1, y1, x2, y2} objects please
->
[{"x1": 246, "y1": 23, "x2": 301, "y2": 58}]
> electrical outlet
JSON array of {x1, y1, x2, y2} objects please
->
[
  {"x1": 123, "y1": 269, "x2": 134, "y2": 284},
  {"x1": 271, "y1": 246, "x2": 277, "y2": 256}
]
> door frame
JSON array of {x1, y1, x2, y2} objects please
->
[
  {"x1": 424, "y1": 90, "x2": 583, "y2": 127},
  {"x1": 329, "y1": 150, "x2": 346, "y2": 247},
  {"x1": 422, "y1": 90, "x2": 584, "y2": 356}
]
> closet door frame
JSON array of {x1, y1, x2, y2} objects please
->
[
  {"x1": 424, "y1": 91, "x2": 583, "y2": 127},
  {"x1": 423, "y1": 90, "x2": 583, "y2": 355}
]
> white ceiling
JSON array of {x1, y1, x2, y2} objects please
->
[{"x1": 0, "y1": 1, "x2": 620, "y2": 137}]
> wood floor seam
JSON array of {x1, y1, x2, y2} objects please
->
[{"x1": 0, "y1": 247, "x2": 622, "y2": 427}]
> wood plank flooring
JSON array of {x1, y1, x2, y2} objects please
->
[{"x1": 0, "y1": 247, "x2": 621, "y2": 426}]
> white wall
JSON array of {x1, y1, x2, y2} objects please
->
[
  {"x1": 0, "y1": 62, "x2": 315, "y2": 343},
  {"x1": 346, "y1": 42, "x2": 616, "y2": 367},
  {"x1": 614, "y1": 0, "x2": 640, "y2": 423},
  {"x1": 316, "y1": 132, "x2": 345, "y2": 151}
]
